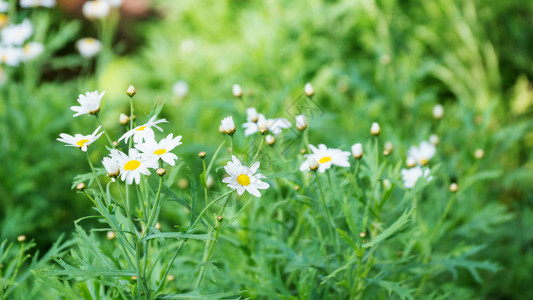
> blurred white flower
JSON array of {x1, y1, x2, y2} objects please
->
[
  {"x1": 246, "y1": 107, "x2": 258, "y2": 122},
  {"x1": 408, "y1": 141, "x2": 436, "y2": 165},
  {"x1": 295, "y1": 114, "x2": 307, "y2": 131},
  {"x1": 351, "y1": 143, "x2": 363, "y2": 159},
  {"x1": 71, "y1": 90, "x2": 105, "y2": 117},
  {"x1": 0, "y1": 1, "x2": 8, "y2": 12},
  {"x1": 433, "y1": 104, "x2": 444, "y2": 119},
  {"x1": 57, "y1": 126, "x2": 104, "y2": 152},
  {"x1": 401, "y1": 166, "x2": 432, "y2": 189},
  {"x1": 110, "y1": 149, "x2": 158, "y2": 185},
  {"x1": 172, "y1": 80, "x2": 188, "y2": 98},
  {"x1": 232, "y1": 84, "x2": 243, "y2": 98},
  {"x1": 118, "y1": 116, "x2": 168, "y2": 144},
  {"x1": 265, "y1": 134, "x2": 275, "y2": 146},
  {"x1": 242, "y1": 114, "x2": 291, "y2": 137},
  {"x1": 1, "y1": 19, "x2": 33, "y2": 46},
  {"x1": 20, "y1": 0, "x2": 56, "y2": 8},
  {"x1": 304, "y1": 83, "x2": 314, "y2": 97},
  {"x1": 300, "y1": 144, "x2": 350, "y2": 173},
  {"x1": 222, "y1": 155, "x2": 269, "y2": 197},
  {"x1": 103, "y1": 0, "x2": 122, "y2": 7},
  {"x1": 22, "y1": 42, "x2": 44, "y2": 61},
  {"x1": 135, "y1": 134, "x2": 183, "y2": 166},
  {"x1": 306, "y1": 155, "x2": 319, "y2": 171},
  {"x1": 82, "y1": 0, "x2": 111, "y2": 19},
  {"x1": 119, "y1": 113, "x2": 130, "y2": 125},
  {"x1": 429, "y1": 134, "x2": 439, "y2": 146},
  {"x1": 370, "y1": 122, "x2": 381, "y2": 136},
  {"x1": 76, "y1": 38, "x2": 102, "y2": 58},
  {"x1": 406, "y1": 157, "x2": 416, "y2": 168},
  {"x1": 0, "y1": 46, "x2": 22, "y2": 66},
  {"x1": 102, "y1": 156, "x2": 120, "y2": 180},
  {"x1": 221, "y1": 116, "x2": 236, "y2": 135}
]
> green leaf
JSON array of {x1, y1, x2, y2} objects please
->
[
  {"x1": 140, "y1": 232, "x2": 214, "y2": 242},
  {"x1": 363, "y1": 209, "x2": 413, "y2": 248},
  {"x1": 156, "y1": 290, "x2": 244, "y2": 299}
]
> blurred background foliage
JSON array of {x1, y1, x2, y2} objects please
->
[{"x1": 1, "y1": 0, "x2": 533, "y2": 298}]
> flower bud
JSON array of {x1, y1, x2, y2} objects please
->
[
  {"x1": 370, "y1": 122, "x2": 381, "y2": 136},
  {"x1": 293, "y1": 185, "x2": 300, "y2": 191},
  {"x1": 217, "y1": 215, "x2": 224, "y2": 222},
  {"x1": 351, "y1": 143, "x2": 363, "y2": 159},
  {"x1": 449, "y1": 182, "x2": 458, "y2": 193},
  {"x1": 304, "y1": 83, "x2": 315, "y2": 97},
  {"x1": 247, "y1": 107, "x2": 258, "y2": 122},
  {"x1": 17, "y1": 235, "x2": 26, "y2": 242},
  {"x1": 406, "y1": 157, "x2": 416, "y2": 168},
  {"x1": 126, "y1": 85, "x2": 136, "y2": 97},
  {"x1": 131, "y1": 276, "x2": 137, "y2": 281},
  {"x1": 221, "y1": 116, "x2": 236, "y2": 135},
  {"x1": 429, "y1": 134, "x2": 439, "y2": 146},
  {"x1": 384, "y1": 141, "x2": 393, "y2": 153},
  {"x1": 167, "y1": 275, "x2": 175, "y2": 281},
  {"x1": 295, "y1": 114, "x2": 307, "y2": 131},
  {"x1": 308, "y1": 156, "x2": 319, "y2": 171},
  {"x1": 474, "y1": 149, "x2": 484, "y2": 159},
  {"x1": 157, "y1": 168, "x2": 166, "y2": 177},
  {"x1": 383, "y1": 149, "x2": 391, "y2": 156},
  {"x1": 232, "y1": 84, "x2": 243, "y2": 98},
  {"x1": 198, "y1": 151, "x2": 207, "y2": 159},
  {"x1": 433, "y1": 104, "x2": 444, "y2": 119},
  {"x1": 265, "y1": 135, "x2": 276, "y2": 146},
  {"x1": 112, "y1": 141, "x2": 119, "y2": 148},
  {"x1": 106, "y1": 231, "x2": 116, "y2": 240},
  {"x1": 76, "y1": 182, "x2": 86, "y2": 191},
  {"x1": 178, "y1": 178, "x2": 188, "y2": 189},
  {"x1": 155, "y1": 223, "x2": 162, "y2": 230},
  {"x1": 206, "y1": 175, "x2": 214, "y2": 188},
  {"x1": 300, "y1": 148, "x2": 307, "y2": 155},
  {"x1": 383, "y1": 179, "x2": 392, "y2": 190},
  {"x1": 119, "y1": 113, "x2": 130, "y2": 125},
  {"x1": 359, "y1": 232, "x2": 366, "y2": 238}
]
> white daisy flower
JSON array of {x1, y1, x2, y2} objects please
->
[
  {"x1": 102, "y1": 156, "x2": 120, "y2": 181},
  {"x1": 22, "y1": 42, "x2": 44, "y2": 61},
  {"x1": 1, "y1": 19, "x2": 33, "y2": 46},
  {"x1": 401, "y1": 166, "x2": 432, "y2": 189},
  {"x1": 0, "y1": 1, "x2": 8, "y2": 12},
  {"x1": 118, "y1": 116, "x2": 168, "y2": 144},
  {"x1": 82, "y1": 0, "x2": 111, "y2": 19},
  {"x1": 20, "y1": 0, "x2": 56, "y2": 8},
  {"x1": 300, "y1": 144, "x2": 351, "y2": 173},
  {"x1": 246, "y1": 107, "x2": 258, "y2": 122},
  {"x1": 242, "y1": 114, "x2": 291, "y2": 137},
  {"x1": 407, "y1": 141, "x2": 436, "y2": 165},
  {"x1": 76, "y1": 38, "x2": 102, "y2": 58},
  {"x1": 222, "y1": 155, "x2": 269, "y2": 197},
  {"x1": 433, "y1": 104, "x2": 444, "y2": 119},
  {"x1": 0, "y1": 46, "x2": 23, "y2": 67},
  {"x1": 110, "y1": 149, "x2": 158, "y2": 185},
  {"x1": 232, "y1": 84, "x2": 242, "y2": 98},
  {"x1": 135, "y1": 134, "x2": 183, "y2": 166},
  {"x1": 304, "y1": 82, "x2": 314, "y2": 97},
  {"x1": 70, "y1": 90, "x2": 105, "y2": 117},
  {"x1": 172, "y1": 80, "x2": 188, "y2": 98},
  {"x1": 57, "y1": 126, "x2": 104, "y2": 152},
  {"x1": 221, "y1": 116, "x2": 236, "y2": 135},
  {"x1": 351, "y1": 143, "x2": 363, "y2": 159}
]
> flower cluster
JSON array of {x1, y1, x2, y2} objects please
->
[{"x1": 0, "y1": 19, "x2": 44, "y2": 67}]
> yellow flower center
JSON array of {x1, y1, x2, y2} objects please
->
[
  {"x1": 124, "y1": 160, "x2": 141, "y2": 171},
  {"x1": 420, "y1": 158, "x2": 429, "y2": 165},
  {"x1": 153, "y1": 149, "x2": 167, "y2": 155},
  {"x1": 319, "y1": 156, "x2": 332, "y2": 164},
  {"x1": 237, "y1": 174, "x2": 250, "y2": 186},
  {"x1": 76, "y1": 139, "x2": 90, "y2": 147},
  {"x1": 136, "y1": 126, "x2": 146, "y2": 131}
]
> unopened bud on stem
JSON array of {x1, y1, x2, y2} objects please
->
[
  {"x1": 157, "y1": 168, "x2": 166, "y2": 177},
  {"x1": 198, "y1": 151, "x2": 207, "y2": 159},
  {"x1": 370, "y1": 122, "x2": 381, "y2": 136},
  {"x1": 304, "y1": 83, "x2": 315, "y2": 97},
  {"x1": 76, "y1": 182, "x2": 86, "y2": 191},
  {"x1": 126, "y1": 85, "x2": 136, "y2": 97}
]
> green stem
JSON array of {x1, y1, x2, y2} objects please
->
[
  {"x1": 251, "y1": 135, "x2": 265, "y2": 164},
  {"x1": 195, "y1": 216, "x2": 223, "y2": 288},
  {"x1": 85, "y1": 151, "x2": 107, "y2": 205},
  {"x1": 316, "y1": 173, "x2": 339, "y2": 255},
  {"x1": 143, "y1": 175, "x2": 163, "y2": 238},
  {"x1": 189, "y1": 190, "x2": 233, "y2": 231},
  {"x1": 155, "y1": 239, "x2": 187, "y2": 293}
]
